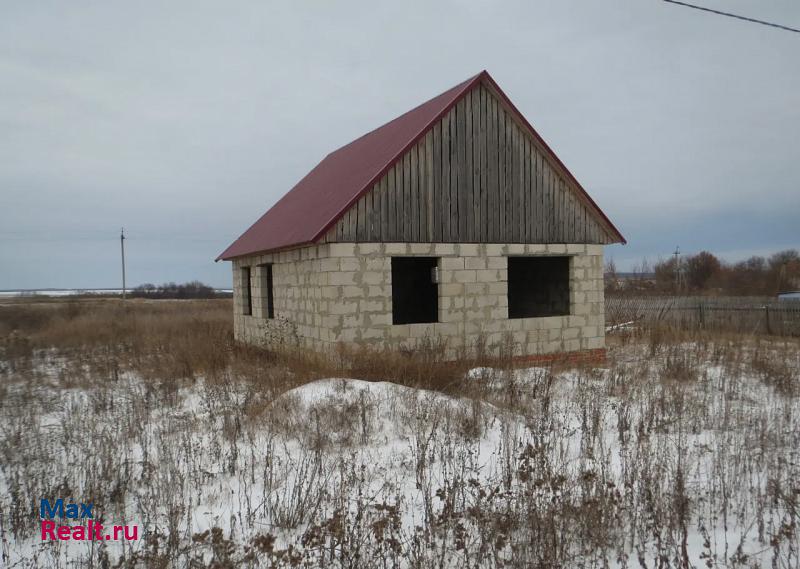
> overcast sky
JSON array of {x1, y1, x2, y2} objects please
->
[{"x1": 1, "y1": 1, "x2": 798, "y2": 289}]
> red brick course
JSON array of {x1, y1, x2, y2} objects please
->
[{"x1": 513, "y1": 348, "x2": 607, "y2": 366}]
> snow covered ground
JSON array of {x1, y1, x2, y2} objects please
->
[{"x1": 1, "y1": 338, "x2": 798, "y2": 567}]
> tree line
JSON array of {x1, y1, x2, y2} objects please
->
[
  {"x1": 131, "y1": 281, "x2": 231, "y2": 299},
  {"x1": 606, "y1": 249, "x2": 800, "y2": 296}
]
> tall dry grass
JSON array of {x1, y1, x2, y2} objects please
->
[
  {"x1": 0, "y1": 299, "x2": 495, "y2": 395},
  {"x1": 1, "y1": 299, "x2": 798, "y2": 568}
]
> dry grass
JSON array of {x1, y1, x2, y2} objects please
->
[
  {"x1": 0, "y1": 299, "x2": 487, "y2": 395},
  {"x1": 0, "y1": 299, "x2": 799, "y2": 568}
]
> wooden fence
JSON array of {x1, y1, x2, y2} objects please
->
[{"x1": 605, "y1": 296, "x2": 800, "y2": 336}]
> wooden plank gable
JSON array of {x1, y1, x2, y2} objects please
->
[{"x1": 324, "y1": 84, "x2": 617, "y2": 245}]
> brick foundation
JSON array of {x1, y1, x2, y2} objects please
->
[{"x1": 512, "y1": 348, "x2": 607, "y2": 366}]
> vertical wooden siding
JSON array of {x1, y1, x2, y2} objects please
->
[{"x1": 328, "y1": 84, "x2": 616, "y2": 244}]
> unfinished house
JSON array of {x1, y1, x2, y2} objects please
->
[{"x1": 216, "y1": 71, "x2": 625, "y2": 361}]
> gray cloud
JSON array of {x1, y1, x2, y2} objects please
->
[{"x1": 1, "y1": 0, "x2": 798, "y2": 288}]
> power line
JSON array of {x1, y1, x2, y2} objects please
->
[{"x1": 663, "y1": 0, "x2": 800, "y2": 34}]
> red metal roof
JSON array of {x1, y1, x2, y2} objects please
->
[{"x1": 217, "y1": 71, "x2": 624, "y2": 261}]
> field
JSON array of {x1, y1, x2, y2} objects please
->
[{"x1": 1, "y1": 299, "x2": 799, "y2": 568}]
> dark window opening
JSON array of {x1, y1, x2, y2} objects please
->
[
  {"x1": 241, "y1": 267, "x2": 252, "y2": 315},
  {"x1": 508, "y1": 256, "x2": 571, "y2": 318},
  {"x1": 391, "y1": 257, "x2": 439, "y2": 324},
  {"x1": 258, "y1": 264, "x2": 274, "y2": 319}
]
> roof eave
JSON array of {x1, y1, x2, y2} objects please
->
[{"x1": 216, "y1": 240, "x2": 316, "y2": 262}]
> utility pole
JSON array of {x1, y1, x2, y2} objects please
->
[
  {"x1": 120, "y1": 228, "x2": 126, "y2": 300},
  {"x1": 673, "y1": 246, "x2": 681, "y2": 293}
]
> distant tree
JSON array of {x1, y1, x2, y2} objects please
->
[
  {"x1": 685, "y1": 251, "x2": 721, "y2": 291},
  {"x1": 616, "y1": 249, "x2": 798, "y2": 297},
  {"x1": 767, "y1": 249, "x2": 800, "y2": 293},
  {"x1": 726, "y1": 256, "x2": 767, "y2": 295},
  {"x1": 618, "y1": 258, "x2": 656, "y2": 294},
  {"x1": 604, "y1": 258, "x2": 620, "y2": 294},
  {"x1": 130, "y1": 281, "x2": 220, "y2": 299},
  {"x1": 654, "y1": 257, "x2": 678, "y2": 293},
  {"x1": 768, "y1": 249, "x2": 800, "y2": 269}
]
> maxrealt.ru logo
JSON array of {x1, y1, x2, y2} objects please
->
[{"x1": 40, "y1": 499, "x2": 139, "y2": 541}]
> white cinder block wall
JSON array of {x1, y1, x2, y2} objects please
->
[{"x1": 232, "y1": 243, "x2": 604, "y2": 358}]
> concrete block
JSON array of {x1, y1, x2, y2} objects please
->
[
  {"x1": 364, "y1": 258, "x2": 388, "y2": 272},
  {"x1": 409, "y1": 243, "x2": 433, "y2": 255},
  {"x1": 439, "y1": 311, "x2": 462, "y2": 323},
  {"x1": 525, "y1": 243, "x2": 547, "y2": 254},
  {"x1": 361, "y1": 327, "x2": 386, "y2": 340},
  {"x1": 328, "y1": 243, "x2": 357, "y2": 257},
  {"x1": 369, "y1": 313, "x2": 391, "y2": 327},
  {"x1": 342, "y1": 286, "x2": 363, "y2": 299},
  {"x1": 357, "y1": 243, "x2": 382, "y2": 255},
  {"x1": 454, "y1": 270, "x2": 477, "y2": 283},
  {"x1": 486, "y1": 256, "x2": 506, "y2": 269},
  {"x1": 581, "y1": 326, "x2": 598, "y2": 338},
  {"x1": 330, "y1": 272, "x2": 357, "y2": 286},
  {"x1": 441, "y1": 257, "x2": 465, "y2": 270},
  {"x1": 465, "y1": 283, "x2": 488, "y2": 296},
  {"x1": 434, "y1": 323, "x2": 459, "y2": 337},
  {"x1": 440, "y1": 283, "x2": 464, "y2": 296},
  {"x1": 433, "y1": 243, "x2": 457, "y2": 255},
  {"x1": 574, "y1": 303, "x2": 591, "y2": 317},
  {"x1": 329, "y1": 301, "x2": 358, "y2": 315},
  {"x1": 487, "y1": 282, "x2": 506, "y2": 295},
  {"x1": 409, "y1": 323, "x2": 435, "y2": 338},
  {"x1": 568, "y1": 315, "x2": 587, "y2": 327},
  {"x1": 512, "y1": 330, "x2": 527, "y2": 345},
  {"x1": 339, "y1": 328, "x2": 358, "y2": 342},
  {"x1": 362, "y1": 271, "x2": 385, "y2": 285},
  {"x1": 458, "y1": 243, "x2": 480, "y2": 256},
  {"x1": 476, "y1": 269, "x2": 501, "y2": 282},
  {"x1": 465, "y1": 257, "x2": 487, "y2": 270},
  {"x1": 384, "y1": 243, "x2": 409, "y2": 255},
  {"x1": 322, "y1": 287, "x2": 340, "y2": 299},
  {"x1": 541, "y1": 316, "x2": 564, "y2": 330},
  {"x1": 368, "y1": 285, "x2": 391, "y2": 297},
  {"x1": 342, "y1": 314, "x2": 366, "y2": 328},
  {"x1": 490, "y1": 307, "x2": 508, "y2": 319},
  {"x1": 339, "y1": 257, "x2": 361, "y2": 271},
  {"x1": 359, "y1": 299, "x2": 384, "y2": 313},
  {"x1": 563, "y1": 327, "x2": 579, "y2": 340},
  {"x1": 389, "y1": 324, "x2": 410, "y2": 338},
  {"x1": 544, "y1": 340, "x2": 563, "y2": 353},
  {"x1": 321, "y1": 314, "x2": 341, "y2": 329}
]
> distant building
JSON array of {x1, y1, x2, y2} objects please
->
[
  {"x1": 778, "y1": 291, "x2": 800, "y2": 301},
  {"x1": 217, "y1": 71, "x2": 625, "y2": 361}
]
